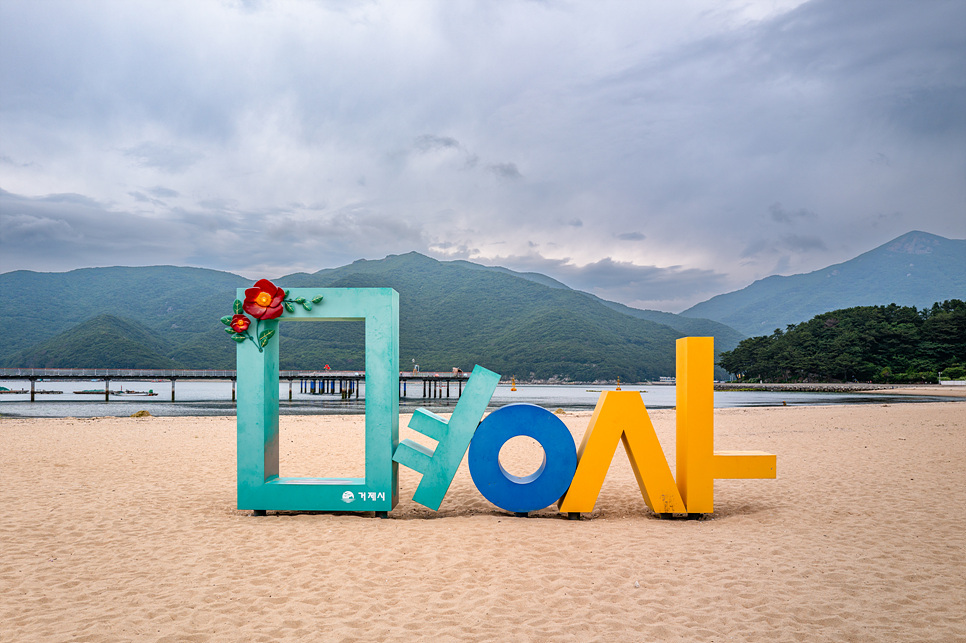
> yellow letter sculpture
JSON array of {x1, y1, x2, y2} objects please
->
[
  {"x1": 557, "y1": 391, "x2": 687, "y2": 514},
  {"x1": 558, "y1": 337, "x2": 777, "y2": 517},
  {"x1": 676, "y1": 337, "x2": 776, "y2": 513}
]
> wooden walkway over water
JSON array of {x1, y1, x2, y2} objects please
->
[{"x1": 0, "y1": 368, "x2": 470, "y2": 402}]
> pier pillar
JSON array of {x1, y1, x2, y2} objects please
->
[
  {"x1": 232, "y1": 379, "x2": 236, "y2": 401},
  {"x1": 403, "y1": 381, "x2": 407, "y2": 397},
  {"x1": 105, "y1": 379, "x2": 110, "y2": 402},
  {"x1": 171, "y1": 379, "x2": 176, "y2": 402},
  {"x1": 289, "y1": 379, "x2": 293, "y2": 401},
  {"x1": 423, "y1": 380, "x2": 427, "y2": 398},
  {"x1": 30, "y1": 378, "x2": 35, "y2": 402},
  {"x1": 458, "y1": 380, "x2": 463, "y2": 397},
  {"x1": 447, "y1": 381, "x2": 450, "y2": 398}
]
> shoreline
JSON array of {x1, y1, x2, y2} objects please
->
[{"x1": 714, "y1": 382, "x2": 966, "y2": 396}]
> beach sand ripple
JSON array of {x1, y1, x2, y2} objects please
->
[{"x1": 1, "y1": 403, "x2": 963, "y2": 641}]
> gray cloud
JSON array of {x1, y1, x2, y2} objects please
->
[
  {"x1": 768, "y1": 202, "x2": 816, "y2": 224},
  {"x1": 488, "y1": 163, "x2": 522, "y2": 179},
  {"x1": 1, "y1": 0, "x2": 964, "y2": 310},
  {"x1": 149, "y1": 186, "x2": 180, "y2": 199},
  {"x1": 123, "y1": 142, "x2": 203, "y2": 173},
  {"x1": 739, "y1": 233, "x2": 827, "y2": 261},
  {"x1": 129, "y1": 191, "x2": 165, "y2": 206},
  {"x1": 472, "y1": 252, "x2": 730, "y2": 311},
  {"x1": 414, "y1": 135, "x2": 461, "y2": 153},
  {"x1": 781, "y1": 234, "x2": 827, "y2": 252}
]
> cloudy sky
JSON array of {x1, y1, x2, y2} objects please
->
[{"x1": 1, "y1": 0, "x2": 964, "y2": 311}]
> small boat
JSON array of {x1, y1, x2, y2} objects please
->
[
  {"x1": 74, "y1": 389, "x2": 122, "y2": 395},
  {"x1": 115, "y1": 390, "x2": 158, "y2": 397}
]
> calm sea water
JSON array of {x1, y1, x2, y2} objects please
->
[{"x1": 0, "y1": 379, "x2": 951, "y2": 418}]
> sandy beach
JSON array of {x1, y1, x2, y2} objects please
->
[{"x1": 1, "y1": 401, "x2": 963, "y2": 642}]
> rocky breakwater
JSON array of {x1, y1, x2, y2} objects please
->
[{"x1": 714, "y1": 382, "x2": 897, "y2": 393}]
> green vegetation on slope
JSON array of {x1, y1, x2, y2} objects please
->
[
  {"x1": 717, "y1": 300, "x2": 966, "y2": 383},
  {"x1": 3, "y1": 314, "x2": 181, "y2": 369},
  {"x1": 0, "y1": 265, "x2": 249, "y2": 361},
  {"x1": 278, "y1": 252, "x2": 685, "y2": 381},
  {"x1": 2, "y1": 254, "x2": 743, "y2": 381}
]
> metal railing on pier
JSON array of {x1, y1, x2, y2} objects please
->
[{"x1": 0, "y1": 368, "x2": 470, "y2": 402}]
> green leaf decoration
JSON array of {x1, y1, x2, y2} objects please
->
[
  {"x1": 233, "y1": 299, "x2": 243, "y2": 314},
  {"x1": 258, "y1": 329, "x2": 276, "y2": 347},
  {"x1": 285, "y1": 290, "x2": 291, "y2": 298},
  {"x1": 301, "y1": 301, "x2": 312, "y2": 311},
  {"x1": 224, "y1": 327, "x2": 236, "y2": 334},
  {"x1": 220, "y1": 315, "x2": 233, "y2": 326},
  {"x1": 284, "y1": 302, "x2": 296, "y2": 313},
  {"x1": 231, "y1": 334, "x2": 247, "y2": 343},
  {"x1": 311, "y1": 295, "x2": 324, "y2": 304},
  {"x1": 294, "y1": 297, "x2": 306, "y2": 304}
]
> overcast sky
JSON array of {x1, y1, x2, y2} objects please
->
[{"x1": 1, "y1": 0, "x2": 964, "y2": 311}]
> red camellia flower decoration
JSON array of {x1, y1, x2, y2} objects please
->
[
  {"x1": 229, "y1": 314, "x2": 251, "y2": 333},
  {"x1": 243, "y1": 279, "x2": 285, "y2": 320}
]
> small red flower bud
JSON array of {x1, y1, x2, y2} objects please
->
[{"x1": 230, "y1": 314, "x2": 251, "y2": 333}]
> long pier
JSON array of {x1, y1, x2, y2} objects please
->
[{"x1": 0, "y1": 368, "x2": 469, "y2": 402}]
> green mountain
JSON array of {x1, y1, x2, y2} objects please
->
[
  {"x1": 0, "y1": 265, "x2": 249, "y2": 363},
  {"x1": 275, "y1": 252, "x2": 690, "y2": 381},
  {"x1": 682, "y1": 231, "x2": 966, "y2": 337},
  {"x1": 447, "y1": 259, "x2": 746, "y2": 344},
  {"x1": 0, "y1": 254, "x2": 740, "y2": 381},
  {"x1": 589, "y1": 296, "x2": 746, "y2": 347},
  {"x1": 4, "y1": 313, "x2": 181, "y2": 369}
]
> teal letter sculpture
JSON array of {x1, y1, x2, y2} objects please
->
[
  {"x1": 392, "y1": 365, "x2": 500, "y2": 510},
  {"x1": 236, "y1": 287, "x2": 399, "y2": 513}
]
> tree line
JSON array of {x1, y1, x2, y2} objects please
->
[{"x1": 716, "y1": 300, "x2": 966, "y2": 383}]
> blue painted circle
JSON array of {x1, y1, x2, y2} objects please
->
[{"x1": 468, "y1": 403, "x2": 578, "y2": 513}]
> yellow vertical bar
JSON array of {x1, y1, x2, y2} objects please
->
[
  {"x1": 676, "y1": 336, "x2": 776, "y2": 514},
  {"x1": 676, "y1": 337, "x2": 715, "y2": 513}
]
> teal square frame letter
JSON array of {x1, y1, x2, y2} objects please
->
[{"x1": 236, "y1": 288, "x2": 399, "y2": 512}]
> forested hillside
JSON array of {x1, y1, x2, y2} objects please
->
[
  {"x1": 717, "y1": 300, "x2": 966, "y2": 383},
  {"x1": 4, "y1": 314, "x2": 181, "y2": 369},
  {"x1": 0, "y1": 254, "x2": 742, "y2": 381},
  {"x1": 274, "y1": 253, "x2": 689, "y2": 381}
]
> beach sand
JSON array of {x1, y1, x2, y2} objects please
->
[{"x1": 1, "y1": 402, "x2": 963, "y2": 642}]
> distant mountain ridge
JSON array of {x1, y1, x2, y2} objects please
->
[
  {"x1": 0, "y1": 253, "x2": 741, "y2": 381},
  {"x1": 682, "y1": 231, "x2": 966, "y2": 337}
]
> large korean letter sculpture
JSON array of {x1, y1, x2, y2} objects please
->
[
  {"x1": 559, "y1": 336, "x2": 776, "y2": 515},
  {"x1": 236, "y1": 288, "x2": 399, "y2": 513},
  {"x1": 468, "y1": 403, "x2": 578, "y2": 514},
  {"x1": 675, "y1": 336, "x2": 776, "y2": 513},
  {"x1": 392, "y1": 365, "x2": 501, "y2": 510}
]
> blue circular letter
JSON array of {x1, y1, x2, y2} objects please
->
[{"x1": 468, "y1": 403, "x2": 577, "y2": 513}]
